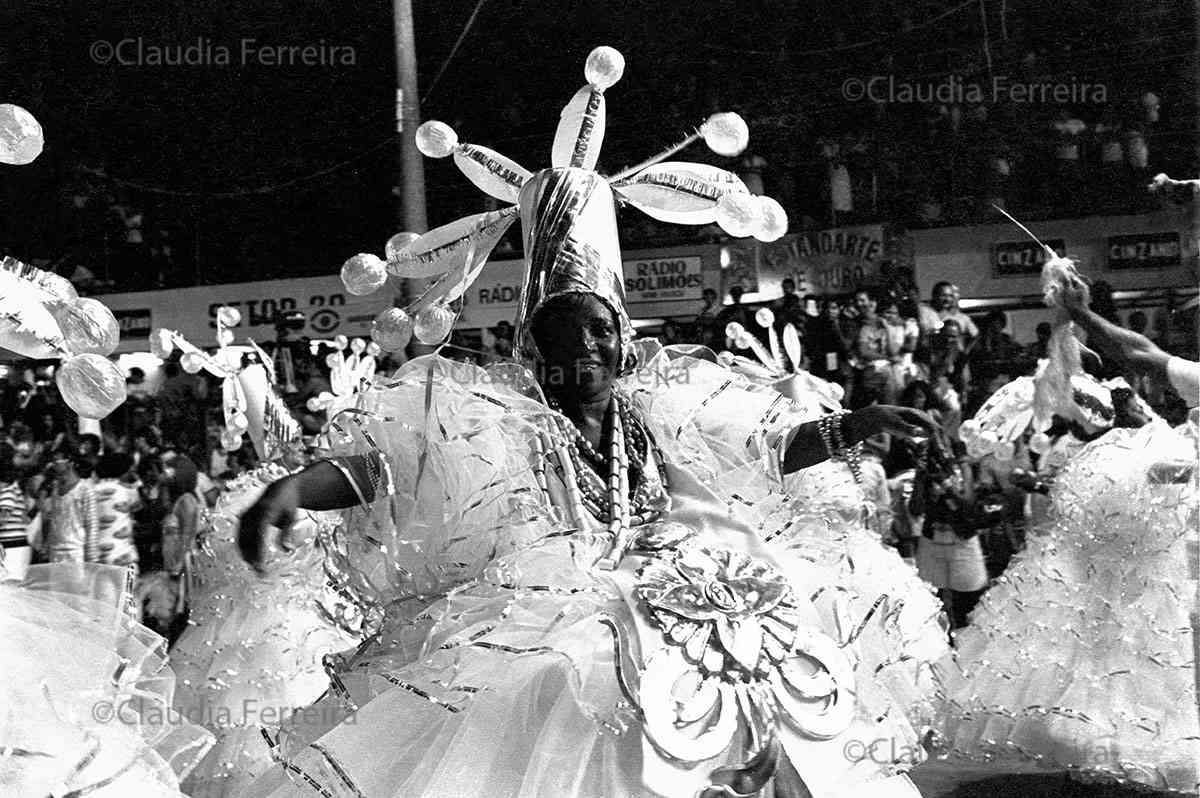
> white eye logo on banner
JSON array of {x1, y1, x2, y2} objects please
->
[{"x1": 310, "y1": 308, "x2": 341, "y2": 334}]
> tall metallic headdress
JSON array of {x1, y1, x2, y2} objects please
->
[{"x1": 341, "y1": 46, "x2": 789, "y2": 362}]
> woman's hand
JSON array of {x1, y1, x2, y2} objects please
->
[
  {"x1": 236, "y1": 457, "x2": 370, "y2": 573},
  {"x1": 1059, "y1": 276, "x2": 1090, "y2": 316},
  {"x1": 848, "y1": 404, "x2": 939, "y2": 443},
  {"x1": 783, "y1": 404, "x2": 938, "y2": 474},
  {"x1": 237, "y1": 476, "x2": 299, "y2": 574}
]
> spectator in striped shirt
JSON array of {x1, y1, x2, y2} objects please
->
[
  {"x1": 0, "y1": 443, "x2": 32, "y2": 574},
  {"x1": 39, "y1": 445, "x2": 100, "y2": 563}
]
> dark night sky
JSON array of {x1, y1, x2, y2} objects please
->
[
  {"x1": 1, "y1": 0, "x2": 777, "y2": 279},
  {"x1": 0, "y1": 0, "x2": 1194, "y2": 284}
]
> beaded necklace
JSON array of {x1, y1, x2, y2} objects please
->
[{"x1": 545, "y1": 390, "x2": 671, "y2": 566}]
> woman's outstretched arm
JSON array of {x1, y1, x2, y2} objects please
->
[
  {"x1": 782, "y1": 405, "x2": 937, "y2": 474},
  {"x1": 238, "y1": 452, "x2": 381, "y2": 573}
]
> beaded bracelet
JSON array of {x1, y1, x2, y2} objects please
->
[
  {"x1": 364, "y1": 450, "x2": 383, "y2": 496},
  {"x1": 818, "y1": 410, "x2": 865, "y2": 485}
]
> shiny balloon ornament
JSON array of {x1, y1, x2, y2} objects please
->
[
  {"x1": 584, "y1": 46, "x2": 625, "y2": 89},
  {"x1": 371, "y1": 308, "x2": 413, "y2": 353},
  {"x1": 385, "y1": 231, "x2": 422, "y2": 273},
  {"x1": 216, "y1": 306, "x2": 242, "y2": 328},
  {"x1": 700, "y1": 112, "x2": 750, "y2": 158},
  {"x1": 340, "y1": 253, "x2": 388, "y2": 296},
  {"x1": 415, "y1": 121, "x2": 459, "y2": 159},
  {"x1": 0, "y1": 104, "x2": 44, "y2": 165},
  {"x1": 36, "y1": 273, "x2": 77, "y2": 305},
  {"x1": 715, "y1": 193, "x2": 762, "y2": 238},
  {"x1": 0, "y1": 257, "x2": 128, "y2": 418},
  {"x1": 413, "y1": 303, "x2": 455, "y2": 345},
  {"x1": 220, "y1": 429, "x2": 244, "y2": 452},
  {"x1": 754, "y1": 196, "x2": 788, "y2": 243},
  {"x1": 227, "y1": 409, "x2": 249, "y2": 433},
  {"x1": 52, "y1": 298, "x2": 120, "y2": 356},
  {"x1": 181, "y1": 351, "x2": 206, "y2": 375},
  {"x1": 57, "y1": 354, "x2": 126, "y2": 419}
]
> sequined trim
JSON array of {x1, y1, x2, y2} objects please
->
[
  {"x1": 378, "y1": 673, "x2": 462, "y2": 713},
  {"x1": 309, "y1": 742, "x2": 369, "y2": 798}
]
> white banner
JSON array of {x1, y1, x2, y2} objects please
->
[
  {"x1": 458, "y1": 258, "x2": 525, "y2": 330},
  {"x1": 99, "y1": 275, "x2": 397, "y2": 352},
  {"x1": 721, "y1": 224, "x2": 888, "y2": 299},
  {"x1": 457, "y1": 254, "x2": 710, "y2": 331},
  {"x1": 622, "y1": 256, "x2": 704, "y2": 303}
]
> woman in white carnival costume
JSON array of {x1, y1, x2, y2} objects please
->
[
  {"x1": 0, "y1": 103, "x2": 212, "y2": 797},
  {"x1": 237, "y1": 48, "x2": 947, "y2": 798},
  {"x1": 165, "y1": 350, "x2": 359, "y2": 798},
  {"x1": 930, "y1": 241, "x2": 1200, "y2": 794},
  {"x1": 1, "y1": 562, "x2": 214, "y2": 796}
]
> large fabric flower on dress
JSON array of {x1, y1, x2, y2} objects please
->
[
  {"x1": 630, "y1": 546, "x2": 857, "y2": 792},
  {"x1": 637, "y1": 547, "x2": 791, "y2": 675}
]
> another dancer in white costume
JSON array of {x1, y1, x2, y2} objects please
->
[
  {"x1": 0, "y1": 103, "x2": 211, "y2": 797},
  {"x1": 931, "y1": 242, "x2": 1200, "y2": 793},
  {"x1": 235, "y1": 48, "x2": 948, "y2": 798},
  {"x1": 1, "y1": 563, "x2": 213, "y2": 797}
]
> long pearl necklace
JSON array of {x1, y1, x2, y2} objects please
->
[{"x1": 545, "y1": 390, "x2": 669, "y2": 569}]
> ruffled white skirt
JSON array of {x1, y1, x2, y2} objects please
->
[
  {"x1": 931, "y1": 421, "x2": 1200, "y2": 793},
  {"x1": 0, "y1": 563, "x2": 212, "y2": 797},
  {"x1": 170, "y1": 468, "x2": 358, "y2": 798},
  {"x1": 243, "y1": 530, "x2": 934, "y2": 798}
]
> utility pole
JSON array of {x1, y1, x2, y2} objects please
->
[
  {"x1": 1190, "y1": 0, "x2": 1199, "y2": 740},
  {"x1": 393, "y1": 0, "x2": 428, "y2": 304}
]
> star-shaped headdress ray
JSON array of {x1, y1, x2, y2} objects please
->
[{"x1": 342, "y1": 46, "x2": 788, "y2": 361}]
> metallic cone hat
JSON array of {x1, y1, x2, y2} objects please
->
[
  {"x1": 349, "y1": 45, "x2": 790, "y2": 362},
  {"x1": 513, "y1": 167, "x2": 632, "y2": 361}
]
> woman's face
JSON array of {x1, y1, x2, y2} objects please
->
[{"x1": 532, "y1": 294, "x2": 622, "y2": 403}]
